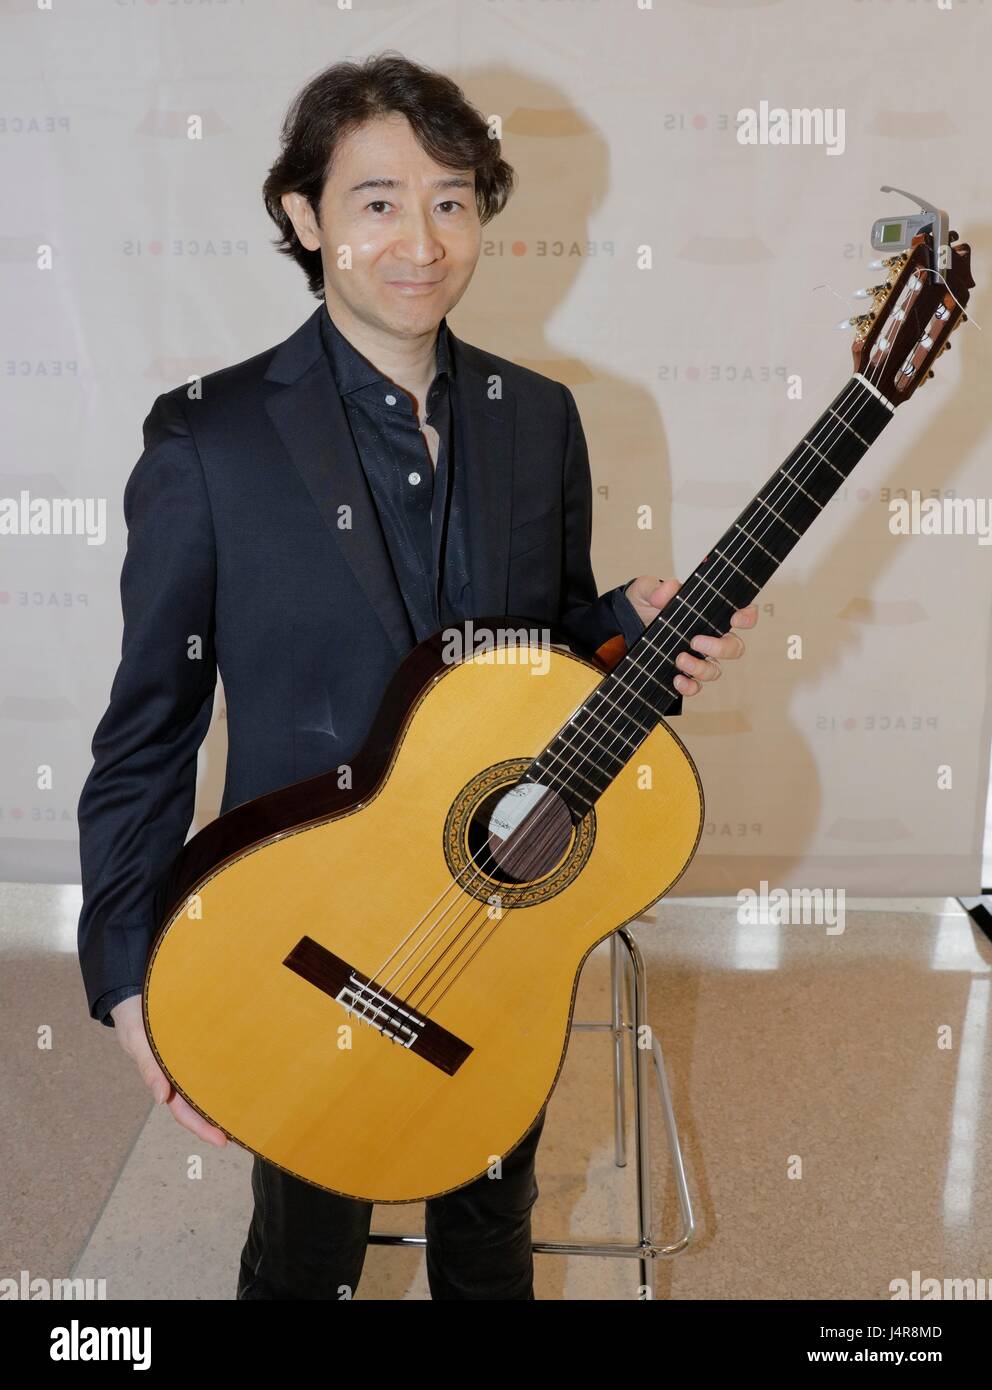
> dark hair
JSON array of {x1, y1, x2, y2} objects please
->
[{"x1": 262, "y1": 52, "x2": 515, "y2": 299}]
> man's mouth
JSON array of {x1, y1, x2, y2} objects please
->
[{"x1": 387, "y1": 280, "x2": 442, "y2": 293}]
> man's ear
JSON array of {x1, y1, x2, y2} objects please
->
[{"x1": 281, "y1": 191, "x2": 321, "y2": 252}]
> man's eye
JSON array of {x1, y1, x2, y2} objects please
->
[
  {"x1": 437, "y1": 201, "x2": 463, "y2": 214},
  {"x1": 367, "y1": 201, "x2": 391, "y2": 214}
]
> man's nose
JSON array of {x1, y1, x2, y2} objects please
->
[{"x1": 391, "y1": 205, "x2": 445, "y2": 264}]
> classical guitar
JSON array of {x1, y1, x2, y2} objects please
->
[{"x1": 144, "y1": 195, "x2": 973, "y2": 1202}]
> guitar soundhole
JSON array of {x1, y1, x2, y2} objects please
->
[
  {"x1": 444, "y1": 757, "x2": 595, "y2": 907},
  {"x1": 470, "y1": 781, "x2": 573, "y2": 885}
]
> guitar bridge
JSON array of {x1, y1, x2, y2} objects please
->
[{"x1": 283, "y1": 936, "x2": 473, "y2": 1076}]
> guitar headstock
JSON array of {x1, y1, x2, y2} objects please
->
[{"x1": 850, "y1": 221, "x2": 974, "y2": 406}]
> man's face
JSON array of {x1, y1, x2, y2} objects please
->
[{"x1": 283, "y1": 113, "x2": 482, "y2": 340}]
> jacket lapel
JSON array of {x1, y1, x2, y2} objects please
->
[
  {"x1": 262, "y1": 306, "x2": 517, "y2": 656},
  {"x1": 263, "y1": 308, "x2": 414, "y2": 660},
  {"x1": 448, "y1": 336, "x2": 516, "y2": 618}
]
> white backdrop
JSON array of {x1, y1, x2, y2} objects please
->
[{"x1": 2, "y1": 0, "x2": 990, "y2": 895}]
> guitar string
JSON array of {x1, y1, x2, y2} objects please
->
[
  {"x1": 394, "y1": 364, "x2": 895, "y2": 1018},
  {"x1": 349, "y1": 254, "x2": 968, "y2": 1021},
  {"x1": 341, "y1": 270, "x2": 916, "y2": 1033},
  {"x1": 352, "y1": 316, "x2": 906, "y2": 1030},
  {"x1": 384, "y1": 299, "x2": 916, "y2": 1014},
  {"x1": 360, "y1": 348, "x2": 902, "y2": 1029},
  {"x1": 349, "y1": 367, "x2": 885, "y2": 1035}
]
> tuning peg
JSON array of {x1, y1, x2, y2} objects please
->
[
  {"x1": 866, "y1": 251, "x2": 910, "y2": 287},
  {"x1": 867, "y1": 252, "x2": 908, "y2": 271},
  {"x1": 836, "y1": 313, "x2": 875, "y2": 333},
  {"x1": 853, "y1": 283, "x2": 888, "y2": 300}
]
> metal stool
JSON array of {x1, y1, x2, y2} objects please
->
[{"x1": 368, "y1": 921, "x2": 696, "y2": 1296}]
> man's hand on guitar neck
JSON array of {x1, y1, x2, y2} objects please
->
[
  {"x1": 110, "y1": 995, "x2": 229, "y2": 1148},
  {"x1": 624, "y1": 576, "x2": 759, "y2": 698}
]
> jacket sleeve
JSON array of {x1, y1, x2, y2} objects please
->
[
  {"x1": 555, "y1": 384, "x2": 681, "y2": 713},
  {"x1": 76, "y1": 390, "x2": 218, "y2": 1026}
]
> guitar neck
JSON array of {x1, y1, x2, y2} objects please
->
[{"x1": 529, "y1": 376, "x2": 895, "y2": 816}]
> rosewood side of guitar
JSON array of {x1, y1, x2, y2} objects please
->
[{"x1": 144, "y1": 618, "x2": 704, "y2": 1203}]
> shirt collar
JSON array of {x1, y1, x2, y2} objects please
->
[{"x1": 320, "y1": 301, "x2": 453, "y2": 398}]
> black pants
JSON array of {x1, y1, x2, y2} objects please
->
[{"x1": 236, "y1": 1107, "x2": 546, "y2": 1300}]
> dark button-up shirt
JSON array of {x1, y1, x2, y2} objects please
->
[{"x1": 319, "y1": 303, "x2": 472, "y2": 643}]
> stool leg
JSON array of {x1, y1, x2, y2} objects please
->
[
  {"x1": 609, "y1": 933, "x2": 628, "y2": 1168},
  {"x1": 617, "y1": 925, "x2": 696, "y2": 1295},
  {"x1": 620, "y1": 926, "x2": 655, "y2": 1294}
]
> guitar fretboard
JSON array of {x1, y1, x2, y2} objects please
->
[{"x1": 526, "y1": 376, "x2": 894, "y2": 816}]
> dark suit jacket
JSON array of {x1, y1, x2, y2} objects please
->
[{"x1": 76, "y1": 305, "x2": 667, "y2": 1025}]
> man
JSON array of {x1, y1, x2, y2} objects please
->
[{"x1": 77, "y1": 52, "x2": 757, "y2": 1300}]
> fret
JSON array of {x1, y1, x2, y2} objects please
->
[
  {"x1": 693, "y1": 569, "x2": 741, "y2": 609},
  {"x1": 570, "y1": 702, "x2": 643, "y2": 755},
  {"x1": 636, "y1": 603, "x2": 722, "y2": 661},
  {"x1": 778, "y1": 465, "x2": 824, "y2": 508},
  {"x1": 709, "y1": 547, "x2": 762, "y2": 592},
  {"x1": 733, "y1": 519, "x2": 790, "y2": 564},
  {"x1": 536, "y1": 750, "x2": 604, "y2": 797},
  {"x1": 673, "y1": 591, "x2": 725, "y2": 635},
  {"x1": 522, "y1": 378, "x2": 894, "y2": 819},
  {"x1": 616, "y1": 661, "x2": 678, "y2": 707},
  {"x1": 805, "y1": 437, "x2": 847, "y2": 480},
  {"x1": 589, "y1": 683, "x2": 664, "y2": 738},
  {"x1": 753, "y1": 494, "x2": 803, "y2": 537},
  {"x1": 716, "y1": 529, "x2": 779, "y2": 587},
  {"x1": 594, "y1": 686, "x2": 655, "y2": 733},
  {"x1": 753, "y1": 471, "x2": 823, "y2": 533},
  {"x1": 827, "y1": 406, "x2": 870, "y2": 450}
]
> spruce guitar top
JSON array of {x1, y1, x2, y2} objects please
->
[{"x1": 143, "y1": 195, "x2": 973, "y2": 1202}]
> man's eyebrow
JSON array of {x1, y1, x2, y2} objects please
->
[{"x1": 347, "y1": 175, "x2": 474, "y2": 194}]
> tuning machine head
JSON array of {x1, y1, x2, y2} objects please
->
[{"x1": 849, "y1": 192, "x2": 973, "y2": 404}]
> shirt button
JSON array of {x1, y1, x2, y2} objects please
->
[
  {"x1": 384, "y1": 394, "x2": 397, "y2": 406},
  {"x1": 408, "y1": 471, "x2": 421, "y2": 486}
]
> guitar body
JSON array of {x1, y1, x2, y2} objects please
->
[{"x1": 145, "y1": 627, "x2": 703, "y2": 1203}]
